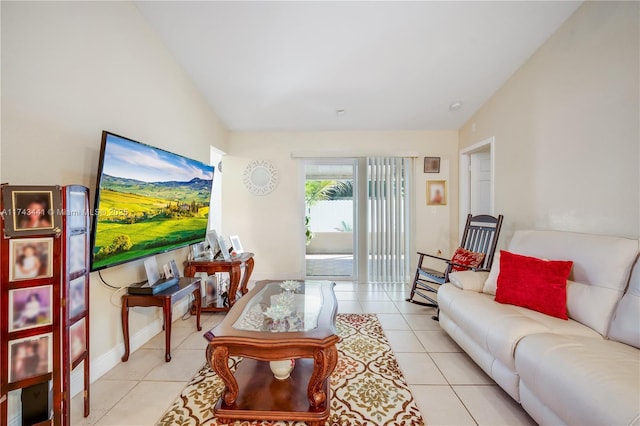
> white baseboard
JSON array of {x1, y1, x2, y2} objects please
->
[
  {"x1": 70, "y1": 298, "x2": 190, "y2": 397},
  {"x1": 7, "y1": 296, "x2": 192, "y2": 425}
]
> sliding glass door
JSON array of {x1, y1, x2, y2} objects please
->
[{"x1": 304, "y1": 159, "x2": 357, "y2": 280}]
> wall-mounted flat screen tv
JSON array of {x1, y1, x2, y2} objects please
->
[{"x1": 90, "y1": 131, "x2": 214, "y2": 272}]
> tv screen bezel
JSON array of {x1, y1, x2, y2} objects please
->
[{"x1": 89, "y1": 131, "x2": 214, "y2": 272}]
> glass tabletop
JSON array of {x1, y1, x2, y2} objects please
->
[{"x1": 232, "y1": 281, "x2": 323, "y2": 332}]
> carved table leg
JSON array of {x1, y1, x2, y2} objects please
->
[
  {"x1": 210, "y1": 345, "x2": 239, "y2": 406},
  {"x1": 308, "y1": 345, "x2": 338, "y2": 408},
  {"x1": 227, "y1": 264, "x2": 241, "y2": 306},
  {"x1": 194, "y1": 287, "x2": 202, "y2": 331},
  {"x1": 121, "y1": 300, "x2": 130, "y2": 362},
  {"x1": 239, "y1": 257, "x2": 254, "y2": 295},
  {"x1": 163, "y1": 298, "x2": 172, "y2": 362}
]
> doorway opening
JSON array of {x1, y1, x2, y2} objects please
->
[
  {"x1": 304, "y1": 160, "x2": 357, "y2": 279},
  {"x1": 459, "y1": 137, "x2": 495, "y2": 235}
]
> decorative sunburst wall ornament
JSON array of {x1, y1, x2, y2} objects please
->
[{"x1": 243, "y1": 160, "x2": 278, "y2": 196}]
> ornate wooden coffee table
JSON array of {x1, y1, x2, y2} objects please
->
[{"x1": 204, "y1": 280, "x2": 339, "y2": 426}]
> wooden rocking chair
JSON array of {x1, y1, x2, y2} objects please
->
[{"x1": 407, "y1": 214, "x2": 503, "y2": 318}]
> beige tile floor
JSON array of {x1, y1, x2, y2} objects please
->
[{"x1": 71, "y1": 281, "x2": 537, "y2": 426}]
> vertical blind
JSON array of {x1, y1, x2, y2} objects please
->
[{"x1": 367, "y1": 157, "x2": 411, "y2": 282}]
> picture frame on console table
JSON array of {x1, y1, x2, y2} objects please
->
[
  {"x1": 217, "y1": 235, "x2": 232, "y2": 261},
  {"x1": 229, "y1": 235, "x2": 244, "y2": 254}
]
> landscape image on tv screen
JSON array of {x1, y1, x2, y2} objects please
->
[{"x1": 90, "y1": 132, "x2": 214, "y2": 271}]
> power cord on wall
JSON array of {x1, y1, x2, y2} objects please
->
[
  {"x1": 97, "y1": 270, "x2": 128, "y2": 308},
  {"x1": 97, "y1": 270, "x2": 122, "y2": 290},
  {"x1": 97, "y1": 268, "x2": 196, "y2": 318}
]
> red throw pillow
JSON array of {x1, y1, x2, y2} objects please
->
[
  {"x1": 495, "y1": 250, "x2": 573, "y2": 319},
  {"x1": 450, "y1": 247, "x2": 485, "y2": 272}
]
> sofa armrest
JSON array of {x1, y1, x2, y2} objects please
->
[{"x1": 448, "y1": 270, "x2": 490, "y2": 292}]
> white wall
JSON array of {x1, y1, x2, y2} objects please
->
[
  {"x1": 223, "y1": 131, "x2": 459, "y2": 282},
  {"x1": 1, "y1": 0, "x2": 228, "y2": 386},
  {"x1": 459, "y1": 1, "x2": 639, "y2": 242}
]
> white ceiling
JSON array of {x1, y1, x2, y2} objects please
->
[{"x1": 135, "y1": 1, "x2": 581, "y2": 132}]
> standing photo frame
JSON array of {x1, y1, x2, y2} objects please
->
[
  {"x1": 427, "y1": 180, "x2": 447, "y2": 206},
  {"x1": 217, "y1": 235, "x2": 232, "y2": 261},
  {"x1": 206, "y1": 229, "x2": 221, "y2": 259},
  {"x1": 229, "y1": 235, "x2": 244, "y2": 254},
  {"x1": 424, "y1": 157, "x2": 441, "y2": 173},
  {"x1": 2, "y1": 185, "x2": 62, "y2": 237},
  {"x1": 8, "y1": 285, "x2": 53, "y2": 332},
  {"x1": 190, "y1": 242, "x2": 208, "y2": 261},
  {"x1": 8, "y1": 333, "x2": 53, "y2": 383},
  {"x1": 9, "y1": 237, "x2": 53, "y2": 281},
  {"x1": 205, "y1": 275, "x2": 217, "y2": 307}
]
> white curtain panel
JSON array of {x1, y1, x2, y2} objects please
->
[{"x1": 367, "y1": 157, "x2": 411, "y2": 282}]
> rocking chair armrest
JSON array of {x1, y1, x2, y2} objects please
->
[{"x1": 416, "y1": 251, "x2": 450, "y2": 263}]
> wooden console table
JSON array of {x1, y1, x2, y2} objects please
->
[
  {"x1": 121, "y1": 277, "x2": 201, "y2": 363},
  {"x1": 184, "y1": 252, "x2": 255, "y2": 312}
]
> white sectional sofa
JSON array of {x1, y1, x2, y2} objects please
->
[{"x1": 438, "y1": 230, "x2": 639, "y2": 425}]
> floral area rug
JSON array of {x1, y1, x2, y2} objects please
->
[{"x1": 157, "y1": 314, "x2": 424, "y2": 425}]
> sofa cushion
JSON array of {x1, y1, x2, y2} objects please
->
[
  {"x1": 482, "y1": 250, "x2": 501, "y2": 295},
  {"x1": 448, "y1": 270, "x2": 489, "y2": 292},
  {"x1": 438, "y1": 283, "x2": 600, "y2": 372},
  {"x1": 495, "y1": 250, "x2": 572, "y2": 319},
  {"x1": 516, "y1": 333, "x2": 640, "y2": 426},
  {"x1": 608, "y1": 257, "x2": 640, "y2": 348},
  {"x1": 491, "y1": 230, "x2": 638, "y2": 336}
]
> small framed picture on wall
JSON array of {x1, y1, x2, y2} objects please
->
[
  {"x1": 427, "y1": 180, "x2": 447, "y2": 206},
  {"x1": 424, "y1": 157, "x2": 441, "y2": 173}
]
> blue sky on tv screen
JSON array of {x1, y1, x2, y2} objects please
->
[{"x1": 103, "y1": 134, "x2": 214, "y2": 183}]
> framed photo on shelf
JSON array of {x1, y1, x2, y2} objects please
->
[
  {"x1": 8, "y1": 237, "x2": 53, "y2": 281},
  {"x1": 205, "y1": 275, "x2": 217, "y2": 307},
  {"x1": 2, "y1": 185, "x2": 62, "y2": 237},
  {"x1": 229, "y1": 235, "x2": 244, "y2": 254},
  {"x1": 69, "y1": 276, "x2": 86, "y2": 319},
  {"x1": 190, "y1": 242, "x2": 208, "y2": 261},
  {"x1": 217, "y1": 235, "x2": 232, "y2": 261},
  {"x1": 8, "y1": 285, "x2": 53, "y2": 332},
  {"x1": 216, "y1": 272, "x2": 230, "y2": 307},
  {"x1": 424, "y1": 157, "x2": 441, "y2": 173},
  {"x1": 8, "y1": 333, "x2": 53, "y2": 383},
  {"x1": 427, "y1": 180, "x2": 447, "y2": 206},
  {"x1": 70, "y1": 318, "x2": 87, "y2": 364},
  {"x1": 206, "y1": 229, "x2": 221, "y2": 259}
]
